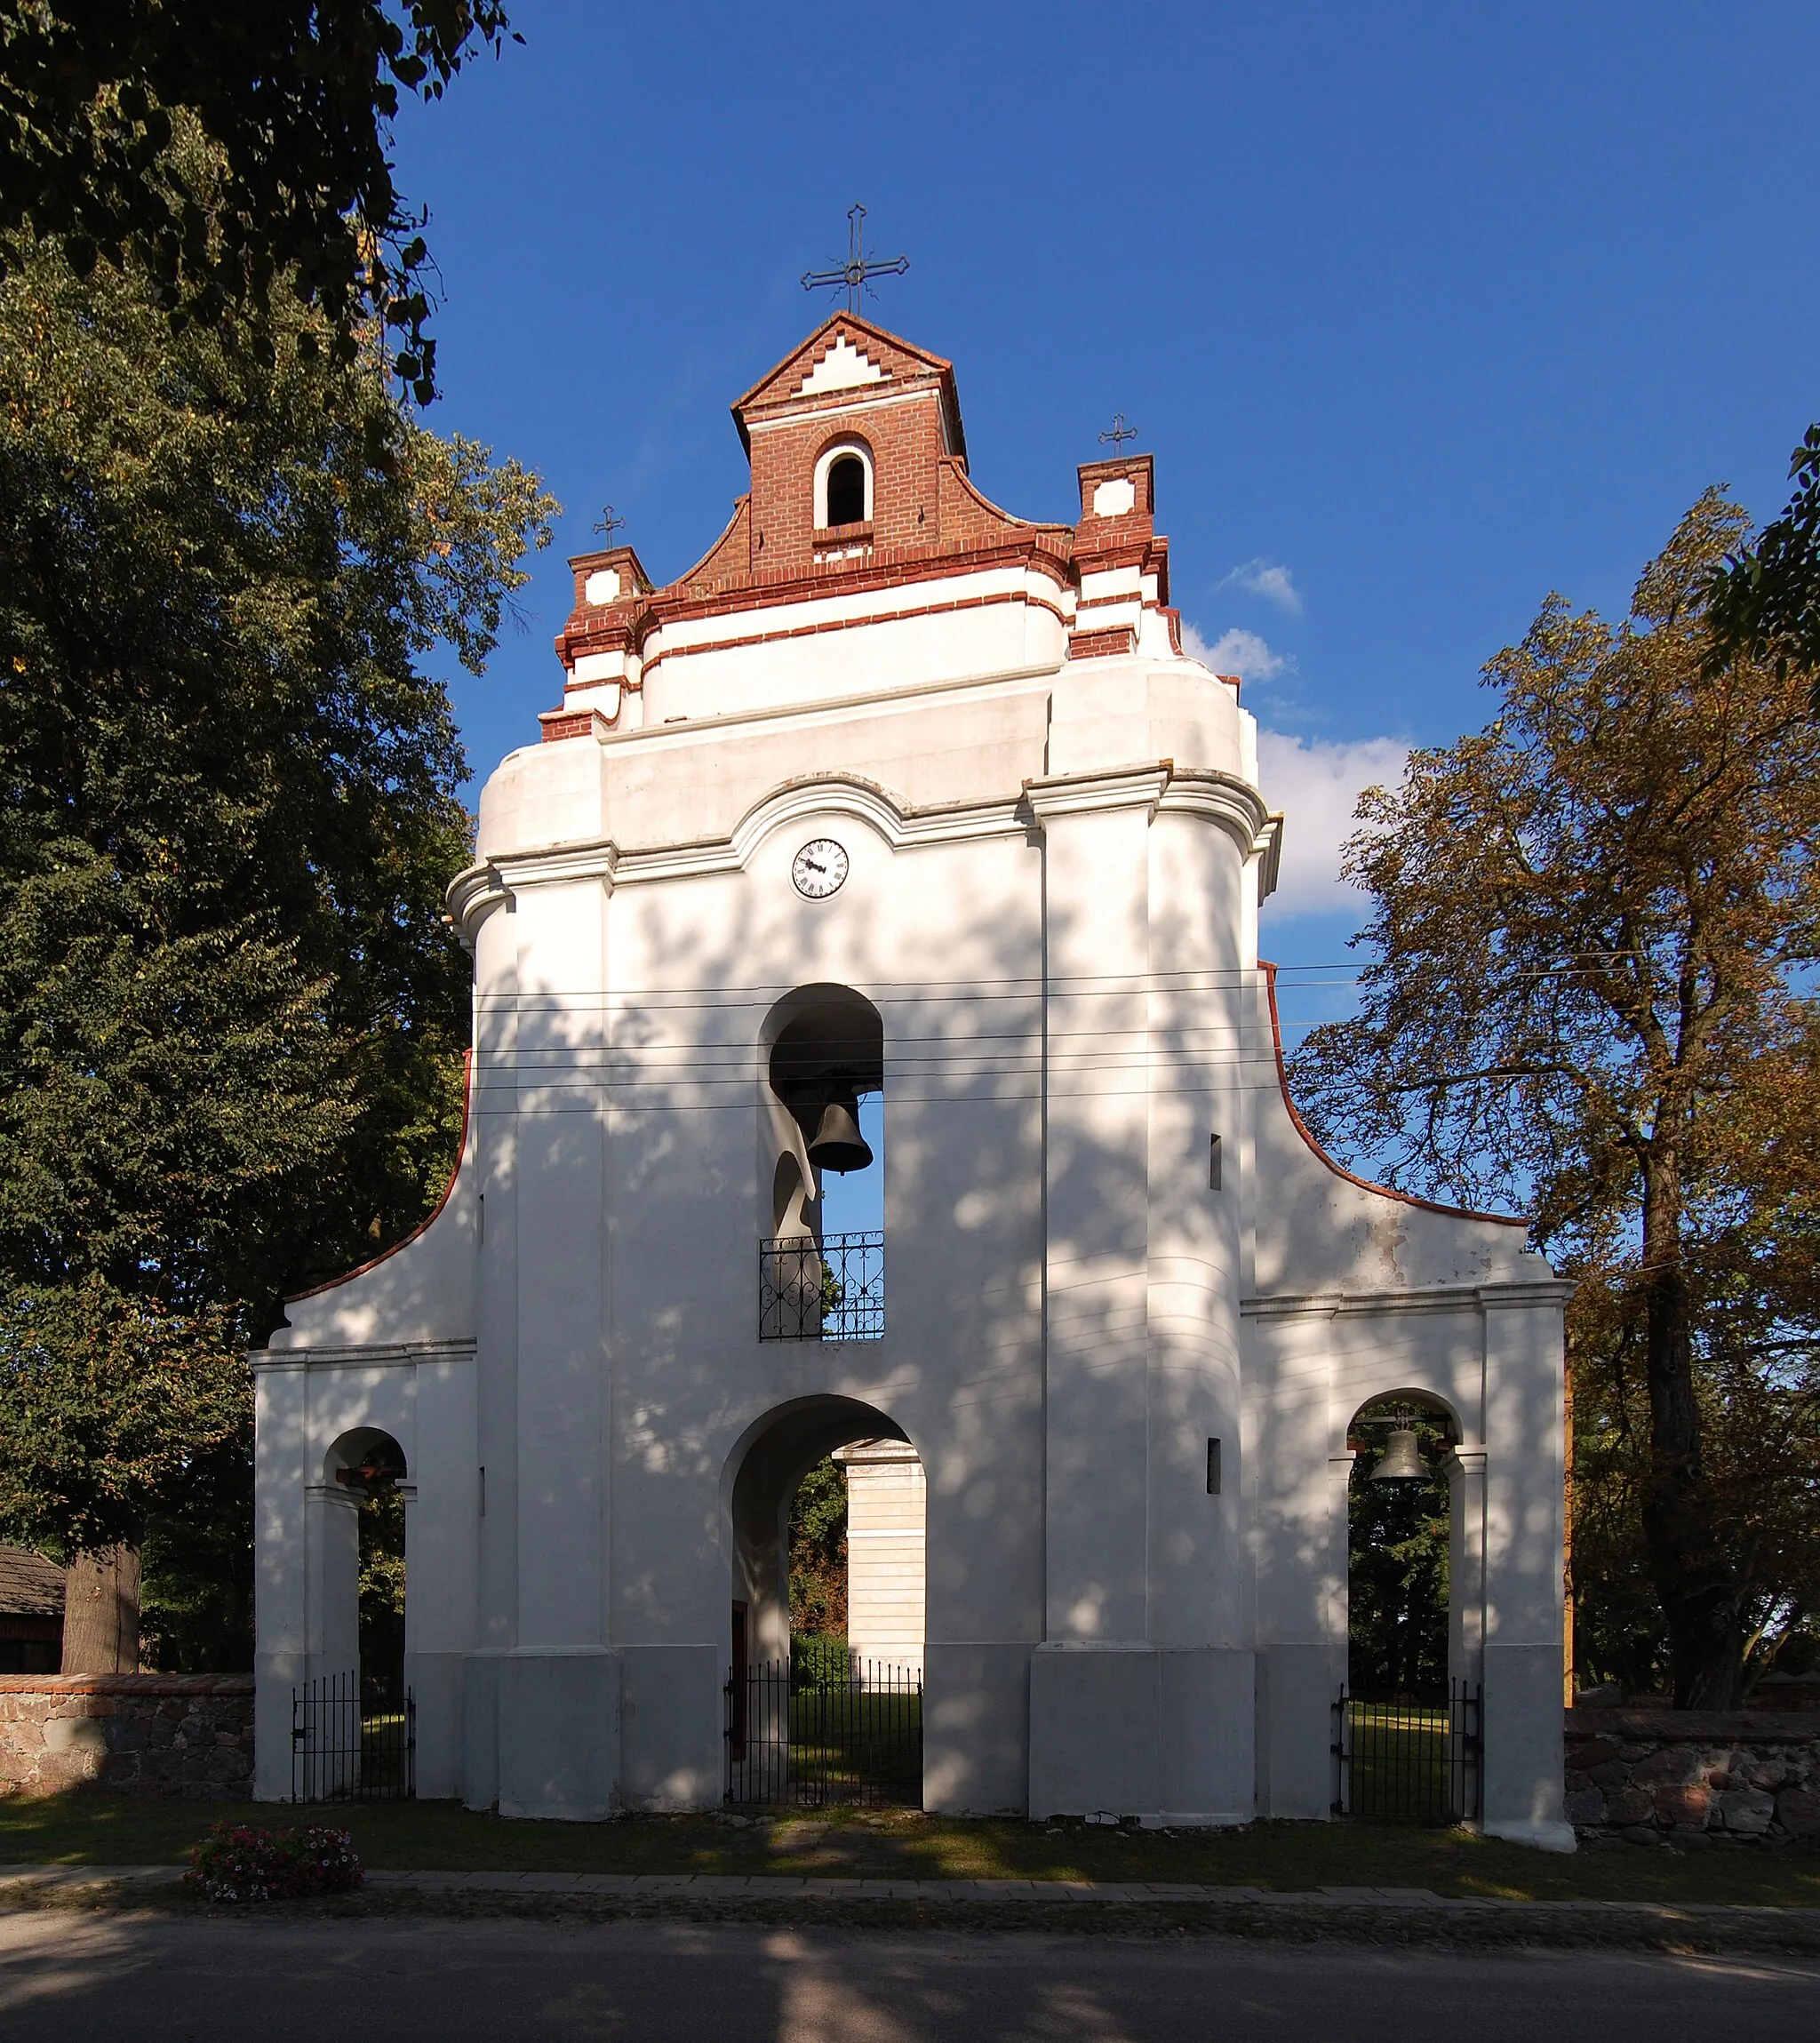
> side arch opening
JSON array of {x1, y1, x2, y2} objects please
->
[
  {"x1": 1337, "y1": 1393, "x2": 1477, "y2": 1824},
  {"x1": 296, "y1": 1429, "x2": 415, "y2": 1802}
]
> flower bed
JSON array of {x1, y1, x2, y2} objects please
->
[{"x1": 185, "y1": 1820, "x2": 363, "y2": 1902}]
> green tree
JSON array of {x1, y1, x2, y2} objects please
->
[
  {"x1": 1708, "y1": 426, "x2": 1820, "y2": 714},
  {"x1": 1289, "y1": 492, "x2": 1820, "y2": 1708},
  {"x1": 788, "y1": 1456, "x2": 849, "y2": 1640},
  {"x1": 0, "y1": 2, "x2": 520, "y2": 403},
  {"x1": 357, "y1": 1485, "x2": 407, "y2": 1698},
  {"x1": 0, "y1": 219, "x2": 555, "y2": 1662}
]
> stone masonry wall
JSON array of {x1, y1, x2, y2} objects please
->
[
  {"x1": 0, "y1": 1674, "x2": 253, "y2": 1800},
  {"x1": 1565, "y1": 1707, "x2": 1820, "y2": 1846}
]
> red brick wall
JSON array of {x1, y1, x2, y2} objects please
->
[{"x1": 747, "y1": 391, "x2": 946, "y2": 578}]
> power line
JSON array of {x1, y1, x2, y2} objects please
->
[{"x1": 468, "y1": 962, "x2": 1361, "y2": 1007}]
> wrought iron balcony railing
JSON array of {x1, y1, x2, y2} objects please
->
[{"x1": 758, "y1": 1231, "x2": 884, "y2": 1342}]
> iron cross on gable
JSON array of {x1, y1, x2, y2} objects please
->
[
  {"x1": 802, "y1": 204, "x2": 909, "y2": 315},
  {"x1": 593, "y1": 505, "x2": 625, "y2": 544},
  {"x1": 1098, "y1": 413, "x2": 1137, "y2": 452}
]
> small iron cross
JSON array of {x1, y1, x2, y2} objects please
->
[
  {"x1": 802, "y1": 204, "x2": 909, "y2": 315},
  {"x1": 1098, "y1": 413, "x2": 1138, "y2": 452},
  {"x1": 593, "y1": 504, "x2": 626, "y2": 544}
]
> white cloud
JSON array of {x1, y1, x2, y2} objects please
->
[
  {"x1": 1256, "y1": 729, "x2": 1409, "y2": 918},
  {"x1": 1217, "y1": 557, "x2": 1303, "y2": 615},
  {"x1": 1182, "y1": 622, "x2": 1289, "y2": 682}
]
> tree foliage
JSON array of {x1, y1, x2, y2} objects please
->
[
  {"x1": 0, "y1": 1277, "x2": 246, "y2": 1553},
  {"x1": 1289, "y1": 492, "x2": 1820, "y2": 1706},
  {"x1": 0, "y1": 2, "x2": 519, "y2": 403},
  {"x1": 788, "y1": 1456, "x2": 849, "y2": 1639},
  {"x1": 137, "y1": 1432, "x2": 257, "y2": 1672},
  {"x1": 358, "y1": 1485, "x2": 406, "y2": 1696},
  {"x1": 0, "y1": 219, "x2": 555, "y2": 1592},
  {"x1": 1568, "y1": 1016, "x2": 1820, "y2": 1696},
  {"x1": 1708, "y1": 425, "x2": 1820, "y2": 714}
]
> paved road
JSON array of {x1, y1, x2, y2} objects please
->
[{"x1": 1, "y1": 1915, "x2": 1815, "y2": 2041}]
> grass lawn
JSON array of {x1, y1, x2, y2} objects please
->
[{"x1": 2, "y1": 1792, "x2": 1816, "y2": 1909}]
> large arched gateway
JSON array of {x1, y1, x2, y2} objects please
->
[
  {"x1": 253, "y1": 312, "x2": 1574, "y2": 1847},
  {"x1": 724, "y1": 1395, "x2": 925, "y2": 1809}
]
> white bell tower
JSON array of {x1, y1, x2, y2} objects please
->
[{"x1": 253, "y1": 313, "x2": 1574, "y2": 1847}]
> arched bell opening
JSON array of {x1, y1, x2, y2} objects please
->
[
  {"x1": 1344, "y1": 1393, "x2": 1457, "y2": 1706},
  {"x1": 759, "y1": 986, "x2": 885, "y2": 1342},
  {"x1": 325, "y1": 1428, "x2": 410, "y2": 1716}
]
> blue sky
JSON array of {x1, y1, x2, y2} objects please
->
[{"x1": 393, "y1": 0, "x2": 1817, "y2": 1051}]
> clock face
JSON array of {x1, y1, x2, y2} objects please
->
[{"x1": 791, "y1": 838, "x2": 849, "y2": 899}]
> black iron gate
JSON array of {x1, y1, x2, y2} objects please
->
[
  {"x1": 725, "y1": 1655, "x2": 922, "y2": 1808},
  {"x1": 291, "y1": 1672, "x2": 416, "y2": 1803},
  {"x1": 1332, "y1": 1680, "x2": 1480, "y2": 1824}
]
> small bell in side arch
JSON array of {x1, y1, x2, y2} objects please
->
[
  {"x1": 807, "y1": 1089, "x2": 874, "y2": 1174},
  {"x1": 1372, "y1": 1425, "x2": 1426, "y2": 1481}
]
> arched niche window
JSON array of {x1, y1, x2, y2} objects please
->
[
  {"x1": 815, "y1": 441, "x2": 873, "y2": 530},
  {"x1": 826, "y1": 455, "x2": 866, "y2": 527},
  {"x1": 325, "y1": 1428, "x2": 410, "y2": 1713}
]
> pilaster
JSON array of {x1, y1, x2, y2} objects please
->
[{"x1": 1026, "y1": 766, "x2": 1166, "y2": 1646}]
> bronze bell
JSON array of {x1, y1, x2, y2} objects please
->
[
  {"x1": 1372, "y1": 1425, "x2": 1426, "y2": 1481},
  {"x1": 807, "y1": 1089, "x2": 874, "y2": 1174}
]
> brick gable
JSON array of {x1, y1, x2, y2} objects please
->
[{"x1": 546, "y1": 316, "x2": 1198, "y2": 730}]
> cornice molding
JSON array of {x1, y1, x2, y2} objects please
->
[
  {"x1": 457, "y1": 774, "x2": 1034, "y2": 909},
  {"x1": 1241, "y1": 1278, "x2": 1574, "y2": 1321},
  {"x1": 618, "y1": 774, "x2": 1032, "y2": 888},
  {"x1": 494, "y1": 842, "x2": 620, "y2": 891},
  {"x1": 447, "y1": 863, "x2": 512, "y2": 946},
  {"x1": 459, "y1": 759, "x2": 1281, "y2": 918},
  {"x1": 1021, "y1": 763, "x2": 1271, "y2": 851},
  {"x1": 1152, "y1": 768, "x2": 1274, "y2": 856},
  {"x1": 1253, "y1": 812, "x2": 1284, "y2": 902},
  {"x1": 1023, "y1": 763, "x2": 1172, "y2": 822},
  {"x1": 447, "y1": 845, "x2": 619, "y2": 944},
  {"x1": 251, "y1": 1338, "x2": 477, "y2": 1371}
]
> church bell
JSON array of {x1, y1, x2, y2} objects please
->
[
  {"x1": 807, "y1": 1089, "x2": 874, "y2": 1174},
  {"x1": 1372, "y1": 1425, "x2": 1427, "y2": 1481}
]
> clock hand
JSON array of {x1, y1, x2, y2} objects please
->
[{"x1": 804, "y1": 858, "x2": 826, "y2": 874}]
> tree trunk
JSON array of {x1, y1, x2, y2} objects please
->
[
  {"x1": 1636, "y1": 1154, "x2": 1742, "y2": 1708},
  {"x1": 60, "y1": 1544, "x2": 141, "y2": 1673}
]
